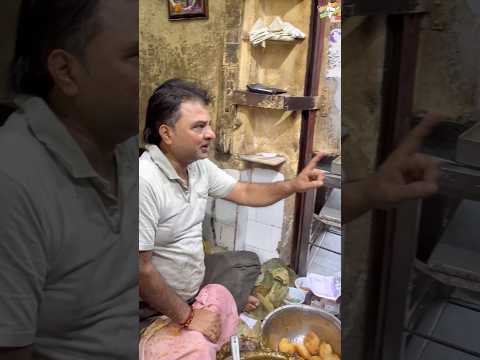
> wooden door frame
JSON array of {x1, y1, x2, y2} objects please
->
[{"x1": 291, "y1": 0, "x2": 329, "y2": 274}]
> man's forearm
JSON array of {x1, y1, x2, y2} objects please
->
[
  {"x1": 226, "y1": 181, "x2": 296, "y2": 207},
  {"x1": 342, "y1": 178, "x2": 373, "y2": 224},
  {"x1": 139, "y1": 260, "x2": 191, "y2": 324}
]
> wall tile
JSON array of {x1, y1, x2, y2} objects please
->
[
  {"x1": 215, "y1": 198, "x2": 237, "y2": 225},
  {"x1": 215, "y1": 223, "x2": 236, "y2": 250},
  {"x1": 256, "y1": 200, "x2": 284, "y2": 227}
]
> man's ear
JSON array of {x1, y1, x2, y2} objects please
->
[
  {"x1": 158, "y1": 124, "x2": 174, "y2": 145},
  {"x1": 47, "y1": 49, "x2": 82, "y2": 96}
]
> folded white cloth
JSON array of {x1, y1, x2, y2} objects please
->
[{"x1": 249, "y1": 17, "x2": 305, "y2": 47}]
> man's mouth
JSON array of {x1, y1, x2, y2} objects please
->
[{"x1": 200, "y1": 144, "x2": 209, "y2": 151}]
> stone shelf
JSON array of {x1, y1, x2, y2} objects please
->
[
  {"x1": 239, "y1": 154, "x2": 286, "y2": 167},
  {"x1": 232, "y1": 90, "x2": 323, "y2": 111},
  {"x1": 241, "y1": 33, "x2": 306, "y2": 43}
]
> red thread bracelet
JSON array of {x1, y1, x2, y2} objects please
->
[{"x1": 180, "y1": 307, "x2": 194, "y2": 328}]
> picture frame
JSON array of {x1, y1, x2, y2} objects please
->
[{"x1": 168, "y1": 0, "x2": 208, "y2": 20}]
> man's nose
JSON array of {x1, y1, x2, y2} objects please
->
[{"x1": 204, "y1": 126, "x2": 216, "y2": 140}]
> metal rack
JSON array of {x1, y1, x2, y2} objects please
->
[
  {"x1": 377, "y1": 134, "x2": 480, "y2": 360},
  {"x1": 401, "y1": 191, "x2": 480, "y2": 359},
  {"x1": 404, "y1": 271, "x2": 480, "y2": 359},
  {"x1": 405, "y1": 292, "x2": 480, "y2": 359},
  {"x1": 307, "y1": 180, "x2": 342, "y2": 277}
]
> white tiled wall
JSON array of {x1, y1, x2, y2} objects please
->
[
  {"x1": 203, "y1": 167, "x2": 285, "y2": 262},
  {"x1": 237, "y1": 168, "x2": 285, "y2": 263},
  {"x1": 203, "y1": 169, "x2": 240, "y2": 251},
  {"x1": 214, "y1": 222, "x2": 236, "y2": 250}
]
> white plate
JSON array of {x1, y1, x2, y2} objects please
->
[{"x1": 257, "y1": 152, "x2": 277, "y2": 158}]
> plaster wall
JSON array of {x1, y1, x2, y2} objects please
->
[
  {"x1": 140, "y1": 0, "x2": 316, "y2": 264},
  {"x1": 233, "y1": 0, "x2": 313, "y2": 263},
  {"x1": 140, "y1": 0, "x2": 229, "y2": 137},
  {"x1": 414, "y1": 0, "x2": 480, "y2": 121}
]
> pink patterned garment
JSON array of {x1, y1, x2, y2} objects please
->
[{"x1": 139, "y1": 284, "x2": 239, "y2": 360}]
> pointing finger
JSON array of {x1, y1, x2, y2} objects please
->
[
  {"x1": 304, "y1": 152, "x2": 324, "y2": 172},
  {"x1": 395, "y1": 113, "x2": 442, "y2": 157}
]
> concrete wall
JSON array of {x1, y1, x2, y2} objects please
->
[
  {"x1": 139, "y1": 0, "x2": 230, "y2": 137},
  {"x1": 414, "y1": 0, "x2": 480, "y2": 121},
  {"x1": 140, "y1": 0, "x2": 317, "y2": 264},
  {"x1": 231, "y1": 0, "x2": 313, "y2": 263},
  {"x1": 314, "y1": 22, "x2": 342, "y2": 155}
]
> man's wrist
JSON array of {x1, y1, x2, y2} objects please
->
[
  {"x1": 286, "y1": 178, "x2": 300, "y2": 194},
  {"x1": 179, "y1": 306, "x2": 194, "y2": 327},
  {"x1": 362, "y1": 174, "x2": 384, "y2": 209}
]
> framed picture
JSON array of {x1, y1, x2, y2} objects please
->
[{"x1": 168, "y1": 0, "x2": 208, "y2": 20}]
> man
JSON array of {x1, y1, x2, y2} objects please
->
[
  {"x1": 138, "y1": 79, "x2": 325, "y2": 354},
  {"x1": 0, "y1": 1, "x2": 138, "y2": 359}
]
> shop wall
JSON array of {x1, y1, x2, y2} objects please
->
[
  {"x1": 313, "y1": 20, "x2": 341, "y2": 155},
  {"x1": 231, "y1": 0, "x2": 313, "y2": 263},
  {"x1": 414, "y1": 0, "x2": 480, "y2": 121},
  {"x1": 139, "y1": 0, "x2": 231, "y2": 137},
  {"x1": 140, "y1": 0, "x2": 316, "y2": 265}
]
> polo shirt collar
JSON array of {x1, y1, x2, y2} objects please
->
[
  {"x1": 15, "y1": 95, "x2": 101, "y2": 179},
  {"x1": 144, "y1": 144, "x2": 184, "y2": 181}
]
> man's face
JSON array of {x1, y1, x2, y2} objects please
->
[
  {"x1": 75, "y1": 0, "x2": 139, "y2": 144},
  {"x1": 167, "y1": 101, "x2": 216, "y2": 164}
]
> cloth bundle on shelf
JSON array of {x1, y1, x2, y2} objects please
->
[{"x1": 248, "y1": 17, "x2": 306, "y2": 47}]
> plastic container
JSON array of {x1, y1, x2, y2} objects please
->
[
  {"x1": 283, "y1": 287, "x2": 306, "y2": 305},
  {"x1": 294, "y1": 277, "x2": 311, "y2": 294}
]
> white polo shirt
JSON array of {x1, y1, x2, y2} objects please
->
[
  {"x1": 0, "y1": 96, "x2": 138, "y2": 359},
  {"x1": 139, "y1": 145, "x2": 237, "y2": 300}
]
